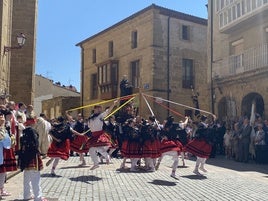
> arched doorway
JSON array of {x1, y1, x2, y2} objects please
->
[
  {"x1": 218, "y1": 96, "x2": 237, "y2": 121},
  {"x1": 241, "y1": 92, "x2": 264, "y2": 118}
]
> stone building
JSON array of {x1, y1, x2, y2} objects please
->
[
  {"x1": 207, "y1": 0, "x2": 268, "y2": 121},
  {"x1": 76, "y1": 4, "x2": 208, "y2": 121},
  {"x1": 35, "y1": 74, "x2": 80, "y2": 119},
  {"x1": 0, "y1": 0, "x2": 37, "y2": 104},
  {"x1": 42, "y1": 96, "x2": 80, "y2": 120}
]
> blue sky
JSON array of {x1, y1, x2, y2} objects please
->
[{"x1": 36, "y1": 0, "x2": 208, "y2": 92}]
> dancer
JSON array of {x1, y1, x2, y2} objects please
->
[
  {"x1": 66, "y1": 112, "x2": 89, "y2": 166},
  {"x1": 155, "y1": 116, "x2": 183, "y2": 178},
  {"x1": 87, "y1": 100, "x2": 118, "y2": 170},
  {"x1": 184, "y1": 114, "x2": 216, "y2": 176},
  {"x1": 46, "y1": 116, "x2": 88, "y2": 176},
  {"x1": 140, "y1": 116, "x2": 160, "y2": 172},
  {"x1": 101, "y1": 115, "x2": 119, "y2": 163},
  {"x1": 120, "y1": 118, "x2": 142, "y2": 171}
]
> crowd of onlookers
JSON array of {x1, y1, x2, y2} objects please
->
[{"x1": 213, "y1": 115, "x2": 268, "y2": 164}]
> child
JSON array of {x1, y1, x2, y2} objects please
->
[
  {"x1": 18, "y1": 126, "x2": 47, "y2": 201},
  {"x1": 223, "y1": 128, "x2": 232, "y2": 159}
]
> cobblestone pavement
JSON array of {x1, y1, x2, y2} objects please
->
[{"x1": 3, "y1": 155, "x2": 268, "y2": 201}]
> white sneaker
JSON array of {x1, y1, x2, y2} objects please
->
[
  {"x1": 199, "y1": 167, "x2": 207, "y2": 172},
  {"x1": 193, "y1": 169, "x2": 203, "y2": 176}
]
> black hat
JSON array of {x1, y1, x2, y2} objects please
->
[
  {"x1": 18, "y1": 102, "x2": 26, "y2": 108},
  {"x1": 200, "y1": 115, "x2": 207, "y2": 121},
  {"x1": 167, "y1": 116, "x2": 174, "y2": 122},
  {"x1": 149, "y1": 116, "x2": 155, "y2": 122}
]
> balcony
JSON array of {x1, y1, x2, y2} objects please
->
[
  {"x1": 213, "y1": 43, "x2": 268, "y2": 78},
  {"x1": 218, "y1": 0, "x2": 268, "y2": 33},
  {"x1": 99, "y1": 83, "x2": 117, "y2": 100}
]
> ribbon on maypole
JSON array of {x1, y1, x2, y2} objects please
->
[
  {"x1": 79, "y1": 95, "x2": 136, "y2": 150},
  {"x1": 142, "y1": 93, "x2": 161, "y2": 129},
  {"x1": 143, "y1": 93, "x2": 214, "y2": 116},
  {"x1": 67, "y1": 93, "x2": 138, "y2": 112},
  {"x1": 153, "y1": 98, "x2": 185, "y2": 118},
  {"x1": 104, "y1": 96, "x2": 136, "y2": 121}
]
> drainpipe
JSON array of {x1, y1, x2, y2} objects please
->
[
  {"x1": 167, "y1": 16, "x2": 170, "y2": 117},
  {"x1": 209, "y1": 1, "x2": 215, "y2": 114},
  {"x1": 81, "y1": 46, "x2": 84, "y2": 117}
]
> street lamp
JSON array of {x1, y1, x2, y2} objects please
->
[{"x1": 4, "y1": 33, "x2": 26, "y2": 54}]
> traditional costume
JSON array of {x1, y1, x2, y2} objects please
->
[
  {"x1": 184, "y1": 115, "x2": 215, "y2": 175},
  {"x1": 120, "y1": 119, "x2": 142, "y2": 171},
  {"x1": 17, "y1": 127, "x2": 45, "y2": 201},
  {"x1": 46, "y1": 118, "x2": 74, "y2": 175},
  {"x1": 87, "y1": 103, "x2": 116, "y2": 170}
]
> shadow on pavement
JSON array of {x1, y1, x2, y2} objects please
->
[
  {"x1": 148, "y1": 179, "x2": 177, "y2": 186},
  {"x1": 14, "y1": 198, "x2": 58, "y2": 201},
  {"x1": 205, "y1": 156, "x2": 268, "y2": 174},
  {"x1": 41, "y1": 173, "x2": 62, "y2": 178},
  {"x1": 180, "y1": 175, "x2": 207, "y2": 180},
  {"x1": 69, "y1": 175, "x2": 102, "y2": 184},
  {"x1": 59, "y1": 165, "x2": 90, "y2": 169}
]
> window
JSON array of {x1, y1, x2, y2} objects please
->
[
  {"x1": 91, "y1": 73, "x2": 98, "y2": 99},
  {"x1": 97, "y1": 61, "x2": 118, "y2": 98},
  {"x1": 182, "y1": 25, "x2": 190, "y2": 40},
  {"x1": 230, "y1": 39, "x2": 244, "y2": 71},
  {"x1": 130, "y1": 60, "x2": 140, "y2": 88},
  {"x1": 98, "y1": 62, "x2": 118, "y2": 85},
  {"x1": 131, "y1": 31, "x2": 138, "y2": 49},
  {"x1": 182, "y1": 59, "x2": 194, "y2": 89},
  {"x1": 98, "y1": 64, "x2": 110, "y2": 85},
  {"x1": 92, "y1": 48, "x2": 96, "y2": 64},
  {"x1": 108, "y1": 41, "x2": 113, "y2": 57}
]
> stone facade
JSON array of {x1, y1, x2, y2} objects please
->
[
  {"x1": 208, "y1": 0, "x2": 268, "y2": 120},
  {"x1": 9, "y1": 0, "x2": 37, "y2": 104},
  {"x1": 0, "y1": 0, "x2": 13, "y2": 93},
  {"x1": 77, "y1": 4, "x2": 208, "y2": 121},
  {"x1": 0, "y1": 0, "x2": 37, "y2": 105},
  {"x1": 42, "y1": 96, "x2": 80, "y2": 120}
]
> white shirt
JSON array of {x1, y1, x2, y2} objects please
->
[{"x1": 88, "y1": 110, "x2": 109, "y2": 132}]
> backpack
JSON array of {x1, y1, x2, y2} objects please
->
[{"x1": 17, "y1": 127, "x2": 39, "y2": 171}]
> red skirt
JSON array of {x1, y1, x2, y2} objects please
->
[
  {"x1": 142, "y1": 139, "x2": 160, "y2": 158},
  {"x1": 159, "y1": 139, "x2": 182, "y2": 155},
  {"x1": 47, "y1": 139, "x2": 70, "y2": 160},
  {"x1": 121, "y1": 140, "x2": 142, "y2": 158},
  {"x1": 70, "y1": 135, "x2": 90, "y2": 153},
  {"x1": 184, "y1": 139, "x2": 212, "y2": 158},
  {"x1": 0, "y1": 148, "x2": 18, "y2": 173},
  {"x1": 88, "y1": 131, "x2": 112, "y2": 147}
]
